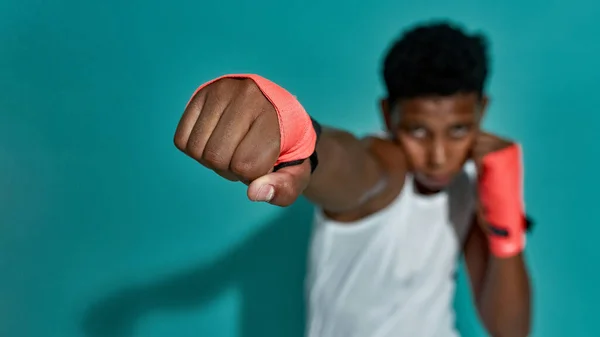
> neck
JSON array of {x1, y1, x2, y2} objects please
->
[{"x1": 413, "y1": 179, "x2": 444, "y2": 195}]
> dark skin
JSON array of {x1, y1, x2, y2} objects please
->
[
  {"x1": 380, "y1": 94, "x2": 532, "y2": 337},
  {"x1": 174, "y1": 79, "x2": 531, "y2": 337}
]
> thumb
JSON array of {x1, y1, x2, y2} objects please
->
[{"x1": 247, "y1": 160, "x2": 311, "y2": 206}]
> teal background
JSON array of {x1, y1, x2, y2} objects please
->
[{"x1": 1, "y1": 0, "x2": 598, "y2": 336}]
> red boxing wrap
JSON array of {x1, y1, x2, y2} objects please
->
[
  {"x1": 478, "y1": 143, "x2": 527, "y2": 258},
  {"x1": 188, "y1": 74, "x2": 317, "y2": 167}
]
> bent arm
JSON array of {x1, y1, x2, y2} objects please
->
[
  {"x1": 464, "y1": 221, "x2": 532, "y2": 337},
  {"x1": 302, "y1": 127, "x2": 389, "y2": 214}
]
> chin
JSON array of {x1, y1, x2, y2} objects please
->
[
  {"x1": 418, "y1": 182, "x2": 447, "y2": 194},
  {"x1": 414, "y1": 173, "x2": 454, "y2": 193}
]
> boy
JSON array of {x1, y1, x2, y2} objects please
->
[{"x1": 174, "y1": 21, "x2": 531, "y2": 337}]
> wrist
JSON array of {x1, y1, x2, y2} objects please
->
[
  {"x1": 272, "y1": 116, "x2": 321, "y2": 174},
  {"x1": 487, "y1": 251, "x2": 525, "y2": 267},
  {"x1": 308, "y1": 117, "x2": 322, "y2": 173},
  {"x1": 487, "y1": 227, "x2": 526, "y2": 258}
]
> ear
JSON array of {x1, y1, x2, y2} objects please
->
[
  {"x1": 380, "y1": 98, "x2": 393, "y2": 131},
  {"x1": 477, "y1": 95, "x2": 490, "y2": 123}
]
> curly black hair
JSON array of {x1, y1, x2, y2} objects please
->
[{"x1": 382, "y1": 21, "x2": 490, "y2": 104}]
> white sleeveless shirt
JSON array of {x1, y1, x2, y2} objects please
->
[{"x1": 305, "y1": 161, "x2": 478, "y2": 337}]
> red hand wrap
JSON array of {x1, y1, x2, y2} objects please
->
[
  {"x1": 478, "y1": 143, "x2": 527, "y2": 258},
  {"x1": 188, "y1": 74, "x2": 317, "y2": 166}
]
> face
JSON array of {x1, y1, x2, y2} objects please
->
[{"x1": 381, "y1": 93, "x2": 487, "y2": 193}]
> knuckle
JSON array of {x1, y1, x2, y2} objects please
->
[
  {"x1": 241, "y1": 81, "x2": 265, "y2": 103},
  {"x1": 217, "y1": 77, "x2": 240, "y2": 87},
  {"x1": 258, "y1": 102, "x2": 274, "y2": 117},
  {"x1": 281, "y1": 175, "x2": 300, "y2": 192},
  {"x1": 189, "y1": 91, "x2": 205, "y2": 109},
  {"x1": 202, "y1": 147, "x2": 229, "y2": 170},
  {"x1": 230, "y1": 157, "x2": 258, "y2": 179},
  {"x1": 185, "y1": 137, "x2": 205, "y2": 159},
  {"x1": 206, "y1": 81, "x2": 233, "y2": 104},
  {"x1": 240, "y1": 78, "x2": 259, "y2": 94},
  {"x1": 207, "y1": 89, "x2": 227, "y2": 107},
  {"x1": 279, "y1": 179, "x2": 294, "y2": 193}
]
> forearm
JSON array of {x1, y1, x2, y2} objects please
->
[
  {"x1": 478, "y1": 253, "x2": 531, "y2": 337},
  {"x1": 303, "y1": 127, "x2": 384, "y2": 212}
]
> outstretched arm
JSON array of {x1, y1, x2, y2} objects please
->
[
  {"x1": 302, "y1": 127, "x2": 390, "y2": 213},
  {"x1": 174, "y1": 75, "x2": 398, "y2": 215}
]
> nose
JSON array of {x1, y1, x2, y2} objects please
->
[{"x1": 428, "y1": 138, "x2": 447, "y2": 169}]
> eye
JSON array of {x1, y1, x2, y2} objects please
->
[
  {"x1": 407, "y1": 126, "x2": 428, "y2": 139},
  {"x1": 449, "y1": 125, "x2": 470, "y2": 139}
]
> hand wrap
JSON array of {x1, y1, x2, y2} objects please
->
[{"x1": 478, "y1": 144, "x2": 529, "y2": 258}]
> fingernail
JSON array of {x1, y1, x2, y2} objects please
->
[{"x1": 256, "y1": 184, "x2": 275, "y2": 202}]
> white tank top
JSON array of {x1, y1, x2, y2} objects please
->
[{"x1": 305, "y1": 161, "x2": 477, "y2": 337}]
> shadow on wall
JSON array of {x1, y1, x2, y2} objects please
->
[
  {"x1": 81, "y1": 198, "x2": 315, "y2": 337},
  {"x1": 80, "y1": 197, "x2": 484, "y2": 337}
]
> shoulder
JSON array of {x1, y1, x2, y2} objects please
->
[{"x1": 323, "y1": 133, "x2": 408, "y2": 223}]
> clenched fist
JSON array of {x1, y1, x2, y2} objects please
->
[
  {"x1": 471, "y1": 131, "x2": 529, "y2": 257},
  {"x1": 174, "y1": 77, "x2": 313, "y2": 206}
]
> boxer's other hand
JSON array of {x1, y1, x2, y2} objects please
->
[
  {"x1": 471, "y1": 131, "x2": 514, "y2": 228},
  {"x1": 173, "y1": 78, "x2": 311, "y2": 206}
]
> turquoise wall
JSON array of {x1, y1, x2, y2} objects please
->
[{"x1": 2, "y1": 0, "x2": 599, "y2": 336}]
